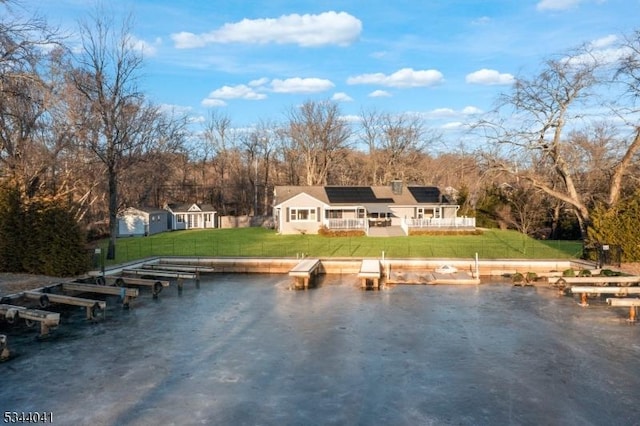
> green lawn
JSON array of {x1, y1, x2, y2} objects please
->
[{"x1": 98, "y1": 228, "x2": 583, "y2": 266}]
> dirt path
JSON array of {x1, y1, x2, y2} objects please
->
[{"x1": 0, "y1": 273, "x2": 73, "y2": 298}]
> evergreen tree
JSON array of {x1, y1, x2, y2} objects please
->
[{"x1": 588, "y1": 192, "x2": 640, "y2": 262}]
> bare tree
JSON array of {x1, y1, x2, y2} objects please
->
[
  {"x1": 286, "y1": 100, "x2": 351, "y2": 185},
  {"x1": 201, "y1": 111, "x2": 236, "y2": 214},
  {"x1": 0, "y1": 1, "x2": 60, "y2": 195},
  {"x1": 359, "y1": 109, "x2": 435, "y2": 185},
  {"x1": 477, "y1": 49, "x2": 602, "y2": 237},
  {"x1": 70, "y1": 8, "x2": 187, "y2": 258}
]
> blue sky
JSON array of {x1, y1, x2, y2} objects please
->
[{"x1": 27, "y1": 0, "x2": 640, "y2": 144}]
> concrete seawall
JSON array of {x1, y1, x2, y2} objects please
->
[{"x1": 100, "y1": 256, "x2": 578, "y2": 277}]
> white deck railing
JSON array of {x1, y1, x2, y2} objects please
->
[
  {"x1": 404, "y1": 217, "x2": 476, "y2": 228},
  {"x1": 325, "y1": 218, "x2": 367, "y2": 230}
]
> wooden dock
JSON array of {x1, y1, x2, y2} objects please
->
[
  {"x1": 105, "y1": 276, "x2": 170, "y2": 297},
  {"x1": 550, "y1": 276, "x2": 640, "y2": 287},
  {"x1": 22, "y1": 291, "x2": 107, "y2": 320},
  {"x1": 569, "y1": 286, "x2": 640, "y2": 307},
  {"x1": 288, "y1": 258, "x2": 321, "y2": 289},
  {"x1": 122, "y1": 268, "x2": 198, "y2": 295},
  {"x1": 606, "y1": 298, "x2": 640, "y2": 322},
  {"x1": 0, "y1": 304, "x2": 60, "y2": 337},
  {"x1": 62, "y1": 282, "x2": 139, "y2": 308},
  {"x1": 359, "y1": 260, "x2": 382, "y2": 290}
]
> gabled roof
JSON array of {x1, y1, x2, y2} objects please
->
[
  {"x1": 165, "y1": 203, "x2": 216, "y2": 213},
  {"x1": 119, "y1": 206, "x2": 166, "y2": 216},
  {"x1": 274, "y1": 185, "x2": 453, "y2": 206}
]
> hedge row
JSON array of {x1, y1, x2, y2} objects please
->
[{"x1": 0, "y1": 185, "x2": 89, "y2": 276}]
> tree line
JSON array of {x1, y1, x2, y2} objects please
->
[{"x1": 1, "y1": 2, "x2": 639, "y2": 271}]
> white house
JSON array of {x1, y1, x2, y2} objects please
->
[{"x1": 273, "y1": 183, "x2": 474, "y2": 236}]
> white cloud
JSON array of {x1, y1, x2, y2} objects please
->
[
  {"x1": 590, "y1": 34, "x2": 617, "y2": 49},
  {"x1": 130, "y1": 35, "x2": 161, "y2": 57},
  {"x1": 442, "y1": 122, "x2": 463, "y2": 129},
  {"x1": 201, "y1": 98, "x2": 227, "y2": 107},
  {"x1": 249, "y1": 77, "x2": 270, "y2": 87},
  {"x1": 466, "y1": 69, "x2": 515, "y2": 85},
  {"x1": 206, "y1": 84, "x2": 267, "y2": 100},
  {"x1": 563, "y1": 35, "x2": 630, "y2": 67},
  {"x1": 430, "y1": 108, "x2": 456, "y2": 118},
  {"x1": 270, "y1": 77, "x2": 335, "y2": 93},
  {"x1": 536, "y1": 0, "x2": 582, "y2": 11},
  {"x1": 347, "y1": 68, "x2": 444, "y2": 88},
  {"x1": 171, "y1": 11, "x2": 362, "y2": 48},
  {"x1": 332, "y1": 92, "x2": 353, "y2": 102},
  {"x1": 369, "y1": 90, "x2": 391, "y2": 97},
  {"x1": 462, "y1": 106, "x2": 483, "y2": 115}
]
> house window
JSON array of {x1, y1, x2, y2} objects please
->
[
  {"x1": 176, "y1": 214, "x2": 184, "y2": 223},
  {"x1": 327, "y1": 210, "x2": 342, "y2": 219},
  {"x1": 290, "y1": 208, "x2": 316, "y2": 221}
]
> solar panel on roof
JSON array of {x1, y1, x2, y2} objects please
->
[
  {"x1": 325, "y1": 187, "x2": 392, "y2": 203},
  {"x1": 408, "y1": 187, "x2": 442, "y2": 203}
]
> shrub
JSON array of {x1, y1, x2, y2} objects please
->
[
  {"x1": 408, "y1": 229, "x2": 484, "y2": 236},
  {"x1": 318, "y1": 226, "x2": 365, "y2": 237},
  {"x1": 562, "y1": 269, "x2": 576, "y2": 277}
]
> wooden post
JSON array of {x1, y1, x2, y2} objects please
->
[
  {"x1": 579, "y1": 292, "x2": 589, "y2": 307},
  {"x1": 0, "y1": 334, "x2": 9, "y2": 361}
]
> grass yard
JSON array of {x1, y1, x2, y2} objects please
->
[{"x1": 98, "y1": 228, "x2": 584, "y2": 266}]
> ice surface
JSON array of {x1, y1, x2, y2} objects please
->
[{"x1": 1, "y1": 275, "x2": 640, "y2": 425}]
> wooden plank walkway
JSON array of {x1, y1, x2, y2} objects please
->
[
  {"x1": 288, "y1": 258, "x2": 321, "y2": 289},
  {"x1": 359, "y1": 260, "x2": 382, "y2": 290}
]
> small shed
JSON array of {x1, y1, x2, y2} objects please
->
[
  {"x1": 117, "y1": 207, "x2": 169, "y2": 237},
  {"x1": 165, "y1": 202, "x2": 217, "y2": 230}
]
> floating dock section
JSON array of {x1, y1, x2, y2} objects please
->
[
  {"x1": 288, "y1": 258, "x2": 321, "y2": 289},
  {"x1": 359, "y1": 260, "x2": 382, "y2": 290}
]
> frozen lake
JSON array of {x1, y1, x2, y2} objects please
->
[{"x1": 2, "y1": 274, "x2": 640, "y2": 425}]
